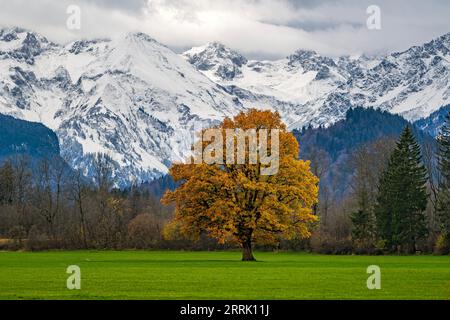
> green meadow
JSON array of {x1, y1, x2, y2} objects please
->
[{"x1": 0, "y1": 251, "x2": 449, "y2": 300}]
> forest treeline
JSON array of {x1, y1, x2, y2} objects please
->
[
  {"x1": 0, "y1": 154, "x2": 176, "y2": 250},
  {"x1": 0, "y1": 108, "x2": 449, "y2": 254},
  {"x1": 298, "y1": 109, "x2": 450, "y2": 255}
]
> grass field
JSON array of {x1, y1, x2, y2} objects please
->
[{"x1": 0, "y1": 251, "x2": 449, "y2": 300}]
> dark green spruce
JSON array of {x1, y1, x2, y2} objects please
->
[
  {"x1": 437, "y1": 112, "x2": 450, "y2": 249},
  {"x1": 375, "y1": 126, "x2": 428, "y2": 253},
  {"x1": 351, "y1": 209, "x2": 375, "y2": 248}
]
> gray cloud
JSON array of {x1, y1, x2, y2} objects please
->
[
  {"x1": 85, "y1": 0, "x2": 146, "y2": 12},
  {"x1": 0, "y1": 0, "x2": 449, "y2": 59}
]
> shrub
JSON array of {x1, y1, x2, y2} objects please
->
[
  {"x1": 434, "y1": 234, "x2": 450, "y2": 255},
  {"x1": 127, "y1": 214, "x2": 161, "y2": 249},
  {"x1": 310, "y1": 232, "x2": 353, "y2": 255}
]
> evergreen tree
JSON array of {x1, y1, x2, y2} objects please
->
[
  {"x1": 351, "y1": 209, "x2": 375, "y2": 249},
  {"x1": 375, "y1": 126, "x2": 428, "y2": 253},
  {"x1": 438, "y1": 112, "x2": 450, "y2": 186},
  {"x1": 437, "y1": 112, "x2": 450, "y2": 249}
]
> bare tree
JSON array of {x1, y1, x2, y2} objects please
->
[
  {"x1": 12, "y1": 155, "x2": 32, "y2": 232},
  {"x1": 34, "y1": 157, "x2": 67, "y2": 241},
  {"x1": 68, "y1": 169, "x2": 90, "y2": 248},
  {"x1": 307, "y1": 148, "x2": 331, "y2": 216}
]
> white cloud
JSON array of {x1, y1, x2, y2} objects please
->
[{"x1": 0, "y1": 0, "x2": 449, "y2": 59}]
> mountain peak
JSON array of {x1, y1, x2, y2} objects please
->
[
  {"x1": 0, "y1": 26, "x2": 51, "y2": 44},
  {"x1": 0, "y1": 26, "x2": 55, "y2": 64},
  {"x1": 184, "y1": 41, "x2": 245, "y2": 58},
  {"x1": 288, "y1": 49, "x2": 335, "y2": 65},
  {"x1": 0, "y1": 26, "x2": 28, "y2": 37},
  {"x1": 204, "y1": 41, "x2": 230, "y2": 51},
  {"x1": 288, "y1": 49, "x2": 336, "y2": 79},
  {"x1": 124, "y1": 31, "x2": 157, "y2": 42},
  {"x1": 110, "y1": 32, "x2": 169, "y2": 55},
  {"x1": 290, "y1": 49, "x2": 318, "y2": 57},
  {"x1": 431, "y1": 31, "x2": 450, "y2": 45},
  {"x1": 183, "y1": 42, "x2": 248, "y2": 81}
]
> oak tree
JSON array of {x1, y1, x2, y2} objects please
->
[{"x1": 162, "y1": 109, "x2": 319, "y2": 261}]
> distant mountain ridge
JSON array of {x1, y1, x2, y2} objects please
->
[
  {"x1": 0, "y1": 113, "x2": 61, "y2": 161},
  {"x1": 184, "y1": 33, "x2": 450, "y2": 129},
  {"x1": 295, "y1": 107, "x2": 436, "y2": 200},
  {"x1": 0, "y1": 26, "x2": 449, "y2": 185},
  {"x1": 414, "y1": 104, "x2": 450, "y2": 137},
  {"x1": 0, "y1": 27, "x2": 242, "y2": 186}
]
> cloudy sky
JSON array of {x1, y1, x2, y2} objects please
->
[{"x1": 1, "y1": 0, "x2": 450, "y2": 59}]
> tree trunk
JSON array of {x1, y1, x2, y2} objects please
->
[{"x1": 242, "y1": 240, "x2": 256, "y2": 261}]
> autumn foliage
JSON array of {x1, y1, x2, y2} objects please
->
[{"x1": 162, "y1": 109, "x2": 319, "y2": 261}]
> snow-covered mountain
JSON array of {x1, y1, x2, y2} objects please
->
[
  {"x1": 0, "y1": 27, "x2": 242, "y2": 186},
  {"x1": 184, "y1": 35, "x2": 450, "y2": 129},
  {"x1": 1, "y1": 26, "x2": 450, "y2": 185},
  {"x1": 414, "y1": 104, "x2": 450, "y2": 137}
]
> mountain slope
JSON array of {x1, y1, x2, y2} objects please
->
[
  {"x1": 184, "y1": 34, "x2": 450, "y2": 128},
  {"x1": 294, "y1": 107, "x2": 436, "y2": 200},
  {"x1": 414, "y1": 104, "x2": 450, "y2": 137},
  {"x1": 1, "y1": 27, "x2": 450, "y2": 186},
  {"x1": 0, "y1": 113, "x2": 61, "y2": 162},
  {"x1": 0, "y1": 28, "x2": 242, "y2": 186}
]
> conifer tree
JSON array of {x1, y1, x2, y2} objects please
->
[
  {"x1": 351, "y1": 209, "x2": 375, "y2": 248},
  {"x1": 375, "y1": 126, "x2": 428, "y2": 253},
  {"x1": 437, "y1": 112, "x2": 450, "y2": 249}
]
